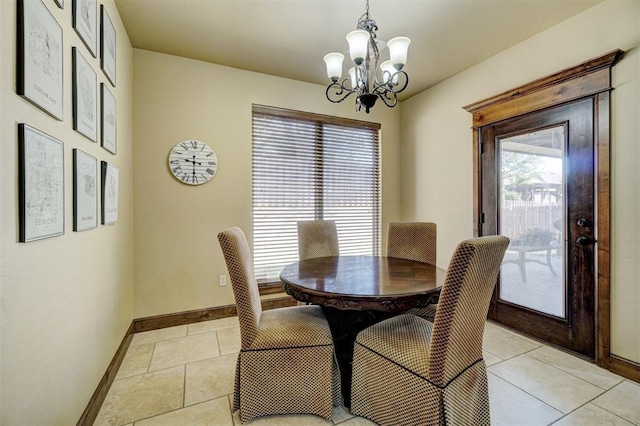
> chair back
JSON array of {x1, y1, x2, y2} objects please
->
[
  {"x1": 387, "y1": 222, "x2": 437, "y2": 265},
  {"x1": 427, "y1": 235, "x2": 509, "y2": 386},
  {"x1": 297, "y1": 220, "x2": 339, "y2": 261},
  {"x1": 218, "y1": 227, "x2": 262, "y2": 349}
]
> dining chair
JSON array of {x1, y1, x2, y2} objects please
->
[
  {"x1": 351, "y1": 235, "x2": 510, "y2": 426},
  {"x1": 387, "y1": 221, "x2": 438, "y2": 321},
  {"x1": 297, "y1": 220, "x2": 339, "y2": 261},
  {"x1": 218, "y1": 227, "x2": 341, "y2": 422}
]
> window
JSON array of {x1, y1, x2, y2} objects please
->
[{"x1": 252, "y1": 105, "x2": 381, "y2": 283}]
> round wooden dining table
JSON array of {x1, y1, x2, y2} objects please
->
[{"x1": 280, "y1": 255, "x2": 446, "y2": 406}]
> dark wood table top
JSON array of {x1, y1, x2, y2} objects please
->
[{"x1": 280, "y1": 255, "x2": 446, "y2": 312}]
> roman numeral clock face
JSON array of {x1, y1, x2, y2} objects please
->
[{"x1": 168, "y1": 140, "x2": 218, "y2": 185}]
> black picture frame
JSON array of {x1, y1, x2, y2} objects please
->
[
  {"x1": 72, "y1": 47, "x2": 98, "y2": 142},
  {"x1": 101, "y1": 161, "x2": 119, "y2": 225},
  {"x1": 100, "y1": 5, "x2": 116, "y2": 86},
  {"x1": 17, "y1": 0, "x2": 64, "y2": 121},
  {"x1": 73, "y1": 149, "x2": 98, "y2": 231},
  {"x1": 73, "y1": 0, "x2": 97, "y2": 57},
  {"x1": 101, "y1": 83, "x2": 116, "y2": 154},
  {"x1": 18, "y1": 124, "x2": 65, "y2": 242}
]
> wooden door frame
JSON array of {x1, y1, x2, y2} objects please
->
[{"x1": 463, "y1": 50, "x2": 623, "y2": 369}]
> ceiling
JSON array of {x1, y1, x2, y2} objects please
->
[{"x1": 114, "y1": 0, "x2": 601, "y2": 101}]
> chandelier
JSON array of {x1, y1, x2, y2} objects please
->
[{"x1": 323, "y1": 0, "x2": 411, "y2": 113}]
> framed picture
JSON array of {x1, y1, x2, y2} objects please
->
[
  {"x1": 17, "y1": 0, "x2": 63, "y2": 121},
  {"x1": 101, "y1": 161, "x2": 119, "y2": 225},
  {"x1": 72, "y1": 47, "x2": 97, "y2": 142},
  {"x1": 73, "y1": 0, "x2": 97, "y2": 57},
  {"x1": 73, "y1": 149, "x2": 98, "y2": 231},
  {"x1": 18, "y1": 124, "x2": 64, "y2": 242},
  {"x1": 101, "y1": 83, "x2": 116, "y2": 154},
  {"x1": 100, "y1": 5, "x2": 116, "y2": 86},
  {"x1": 53, "y1": 0, "x2": 63, "y2": 9}
]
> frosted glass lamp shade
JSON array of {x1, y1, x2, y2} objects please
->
[
  {"x1": 387, "y1": 36, "x2": 411, "y2": 69},
  {"x1": 346, "y1": 30, "x2": 370, "y2": 64},
  {"x1": 380, "y1": 60, "x2": 398, "y2": 84},
  {"x1": 324, "y1": 52, "x2": 344, "y2": 80}
]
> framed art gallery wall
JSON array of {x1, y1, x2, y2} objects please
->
[{"x1": 0, "y1": 1, "x2": 134, "y2": 424}]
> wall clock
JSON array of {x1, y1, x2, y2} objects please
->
[{"x1": 168, "y1": 140, "x2": 218, "y2": 185}]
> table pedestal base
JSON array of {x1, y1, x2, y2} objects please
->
[{"x1": 322, "y1": 306, "x2": 395, "y2": 407}]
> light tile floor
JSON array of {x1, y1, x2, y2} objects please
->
[{"x1": 95, "y1": 317, "x2": 640, "y2": 425}]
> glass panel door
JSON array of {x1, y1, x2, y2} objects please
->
[
  {"x1": 498, "y1": 126, "x2": 565, "y2": 317},
  {"x1": 483, "y1": 98, "x2": 596, "y2": 358}
]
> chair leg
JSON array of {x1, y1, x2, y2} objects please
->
[
  {"x1": 519, "y1": 250, "x2": 527, "y2": 283},
  {"x1": 546, "y1": 248, "x2": 557, "y2": 276}
]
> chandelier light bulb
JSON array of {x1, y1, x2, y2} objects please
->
[
  {"x1": 387, "y1": 36, "x2": 411, "y2": 69},
  {"x1": 349, "y1": 67, "x2": 357, "y2": 89},
  {"x1": 346, "y1": 30, "x2": 370, "y2": 64},
  {"x1": 324, "y1": 52, "x2": 345, "y2": 81},
  {"x1": 380, "y1": 61, "x2": 397, "y2": 84}
]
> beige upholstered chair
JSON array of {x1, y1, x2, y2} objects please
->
[
  {"x1": 297, "y1": 220, "x2": 339, "y2": 261},
  {"x1": 387, "y1": 222, "x2": 438, "y2": 321},
  {"x1": 387, "y1": 221, "x2": 436, "y2": 264},
  {"x1": 351, "y1": 235, "x2": 510, "y2": 426},
  {"x1": 218, "y1": 227, "x2": 341, "y2": 423}
]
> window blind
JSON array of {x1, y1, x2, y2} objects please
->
[{"x1": 252, "y1": 105, "x2": 381, "y2": 284}]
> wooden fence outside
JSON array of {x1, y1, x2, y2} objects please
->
[{"x1": 501, "y1": 200, "x2": 562, "y2": 241}]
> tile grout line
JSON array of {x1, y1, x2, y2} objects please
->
[
  {"x1": 584, "y1": 382, "x2": 638, "y2": 425},
  {"x1": 227, "y1": 393, "x2": 236, "y2": 425},
  {"x1": 490, "y1": 350, "x2": 611, "y2": 398},
  {"x1": 102, "y1": 320, "x2": 236, "y2": 424},
  {"x1": 487, "y1": 371, "x2": 564, "y2": 420},
  {"x1": 146, "y1": 342, "x2": 156, "y2": 374},
  {"x1": 519, "y1": 349, "x2": 624, "y2": 391},
  {"x1": 182, "y1": 363, "x2": 187, "y2": 409},
  {"x1": 488, "y1": 352, "x2": 612, "y2": 423},
  {"x1": 485, "y1": 325, "x2": 626, "y2": 390},
  {"x1": 487, "y1": 345, "x2": 624, "y2": 392},
  {"x1": 483, "y1": 343, "x2": 542, "y2": 367},
  {"x1": 123, "y1": 365, "x2": 189, "y2": 425},
  {"x1": 547, "y1": 382, "x2": 633, "y2": 425},
  {"x1": 216, "y1": 329, "x2": 223, "y2": 356}
]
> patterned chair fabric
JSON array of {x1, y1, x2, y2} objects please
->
[
  {"x1": 218, "y1": 227, "x2": 342, "y2": 423},
  {"x1": 351, "y1": 235, "x2": 510, "y2": 426},
  {"x1": 297, "y1": 220, "x2": 339, "y2": 261},
  {"x1": 387, "y1": 221, "x2": 437, "y2": 264},
  {"x1": 388, "y1": 222, "x2": 438, "y2": 321}
]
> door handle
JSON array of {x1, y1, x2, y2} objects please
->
[{"x1": 575, "y1": 236, "x2": 596, "y2": 245}]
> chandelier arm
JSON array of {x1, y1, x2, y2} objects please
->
[
  {"x1": 393, "y1": 71, "x2": 409, "y2": 93},
  {"x1": 326, "y1": 80, "x2": 356, "y2": 104},
  {"x1": 372, "y1": 70, "x2": 409, "y2": 95},
  {"x1": 377, "y1": 91, "x2": 398, "y2": 108}
]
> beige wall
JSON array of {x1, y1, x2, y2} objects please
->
[
  {"x1": 132, "y1": 49, "x2": 402, "y2": 318},
  {"x1": 0, "y1": 1, "x2": 134, "y2": 423},
  {"x1": 1, "y1": 1, "x2": 635, "y2": 422},
  {"x1": 401, "y1": 0, "x2": 640, "y2": 362}
]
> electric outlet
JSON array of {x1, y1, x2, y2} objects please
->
[{"x1": 219, "y1": 274, "x2": 227, "y2": 286}]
